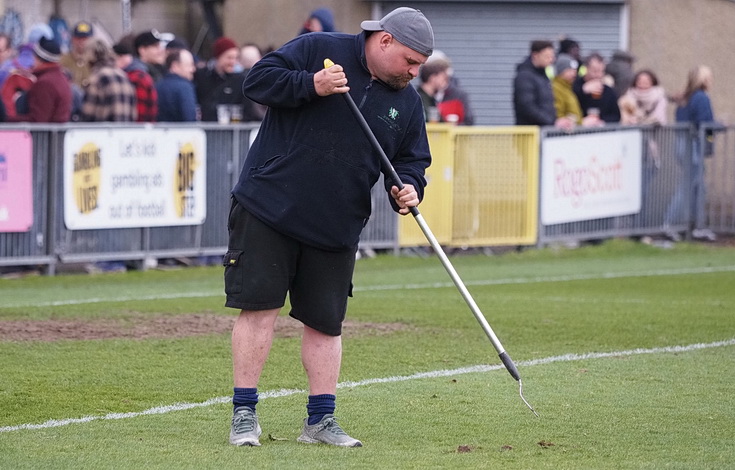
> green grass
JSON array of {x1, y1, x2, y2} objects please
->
[{"x1": 1, "y1": 239, "x2": 734, "y2": 469}]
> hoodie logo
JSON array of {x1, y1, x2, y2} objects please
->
[{"x1": 378, "y1": 106, "x2": 403, "y2": 133}]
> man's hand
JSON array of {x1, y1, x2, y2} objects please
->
[
  {"x1": 391, "y1": 184, "x2": 419, "y2": 215},
  {"x1": 582, "y1": 79, "x2": 604, "y2": 97},
  {"x1": 315, "y1": 63, "x2": 350, "y2": 96},
  {"x1": 554, "y1": 116, "x2": 575, "y2": 131},
  {"x1": 581, "y1": 114, "x2": 604, "y2": 127}
]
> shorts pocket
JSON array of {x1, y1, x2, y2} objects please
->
[{"x1": 223, "y1": 250, "x2": 244, "y2": 295}]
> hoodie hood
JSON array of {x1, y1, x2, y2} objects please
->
[
  {"x1": 310, "y1": 8, "x2": 335, "y2": 32},
  {"x1": 299, "y1": 8, "x2": 336, "y2": 34}
]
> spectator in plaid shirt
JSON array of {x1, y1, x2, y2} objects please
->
[
  {"x1": 113, "y1": 40, "x2": 157, "y2": 122},
  {"x1": 80, "y1": 38, "x2": 136, "y2": 122}
]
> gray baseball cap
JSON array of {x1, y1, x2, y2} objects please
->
[{"x1": 361, "y1": 7, "x2": 434, "y2": 57}]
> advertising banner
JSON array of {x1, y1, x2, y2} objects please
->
[
  {"x1": 0, "y1": 131, "x2": 33, "y2": 233},
  {"x1": 541, "y1": 130, "x2": 642, "y2": 225},
  {"x1": 64, "y1": 128, "x2": 206, "y2": 230}
]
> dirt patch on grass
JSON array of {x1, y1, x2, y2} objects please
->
[{"x1": 0, "y1": 314, "x2": 412, "y2": 342}]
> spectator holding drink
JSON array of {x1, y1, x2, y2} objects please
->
[
  {"x1": 194, "y1": 37, "x2": 264, "y2": 123},
  {"x1": 573, "y1": 52, "x2": 620, "y2": 124}
]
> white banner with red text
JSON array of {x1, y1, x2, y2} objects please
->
[{"x1": 540, "y1": 130, "x2": 642, "y2": 225}]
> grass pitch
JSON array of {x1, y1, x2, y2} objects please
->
[{"x1": 1, "y1": 239, "x2": 734, "y2": 469}]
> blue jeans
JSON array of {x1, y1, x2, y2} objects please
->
[{"x1": 664, "y1": 141, "x2": 707, "y2": 229}]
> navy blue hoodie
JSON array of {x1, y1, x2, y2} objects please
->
[{"x1": 232, "y1": 32, "x2": 431, "y2": 251}]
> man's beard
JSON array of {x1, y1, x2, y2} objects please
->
[{"x1": 385, "y1": 74, "x2": 413, "y2": 90}]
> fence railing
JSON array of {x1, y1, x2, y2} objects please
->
[
  {"x1": 1, "y1": 122, "x2": 733, "y2": 274},
  {"x1": 537, "y1": 123, "x2": 735, "y2": 245}
]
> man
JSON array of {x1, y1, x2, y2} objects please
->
[
  {"x1": 59, "y1": 21, "x2": 93, "y2": 88},
  {"x1": 417, "y1": 59, "x2": 450, "y2": 122},
  {"x1": 573, "y1": 52, "x2": 621, "y2": 124},
  {"x1": 552, "y1": 54, "x2": 582, "y2": 124},
  {"x1": 194, "y1": 36, "x2": 264, "y2": 122},
  {"x1": 7, "y1": 36, "x2": 72, "y2": 123},
  {"x1": 134, "y1": 30, "x2": 166, "y2": 82},
  {"x1": 0, "y1": 24, "x2": 54, "y2": 118},
  {"x1": 426, "y1": 52, "x2": 475, "y2": 125},
  {"x1": 113, "y1": 41, "x2": 158, "y2": 122},
  {"x1": 239, "y1": 43, "x2": 262, "y2": 71},
  {"x1": 513, "y1": 40, "x2": 572, "y2": 129},
  {"x1": 551, "y1": 53, "x2": 603, "y2": 129},
  {"x1": 80, "y1": 38, "x2": 136, "y2": 122},
  {"x1": 605, "y1": 50, "x2": 635, "y2": 98},
  {"x1": 225, "y1": 7, "x2": 433, "y2": 447},
  {"x1": 156, "y1": 49, "x2": 197, "y2": 122}
]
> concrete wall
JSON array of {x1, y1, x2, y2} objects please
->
[
  {"x1": 221, "y1": 0, "x2": 371, "y2": 53},
  {"x1": 628, "y1": 0, "x2": 735, "y2": 124},
  {"x1": 2, "y1": 0, "x2": 188, "y2": 45}
]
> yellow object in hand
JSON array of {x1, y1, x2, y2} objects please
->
[{"x1": 323, "y1": 58, "x2": 334, "y2": 69}]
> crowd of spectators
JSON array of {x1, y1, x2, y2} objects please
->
[
  {"x1": 0, "y1": 19, "x2": 719, "y2": 137},
  {"x1": 511, "y1": 36, "x2": 720, "y2": 136},
  {"x1": 416, "y1": 50, "x2": 474, "y2": 125},
  {"x1": 511, "y1": 37, "x2": 722, "y2": 241},
  {"x1": 0, "y1": 21, "x2": 266, "y2": 125}
]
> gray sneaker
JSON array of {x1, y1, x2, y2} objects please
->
[
  {"x1": 297, "y1": 414, "x2": 362, "y2": 447},
  {"x1": 229, "y1": 407, "x2": 262, "y2": 446},
  {"x1": 692, "y1": 228, "x2": 717, "y2": 241}
]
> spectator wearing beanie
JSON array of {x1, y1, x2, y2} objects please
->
[
  {"x1": 0, "y1": 23, "x2": 53, "y2": 90},
  {"x1": 0, "y1": 23, "x2": 54, "y2": 118},
  {"x1": 551, "y1": 54, "x2": 583, "y2": 125},
  {"x1": 8, "y1": 37, "x2": 73, "y2": 123},
  {"x1": 194, "y1": 36, "x2": 265, "y2": 122}
]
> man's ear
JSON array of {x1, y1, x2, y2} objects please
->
[{"x1": 378, "y1": 32, "x2": 393, "y2": 51}]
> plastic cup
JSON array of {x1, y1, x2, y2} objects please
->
[
  {"x1": 217, "y1": 105, "x2": 230, "y2": 124},
  {"x1": 230, "y1": 105, "x2": 242, "y2": 123}
]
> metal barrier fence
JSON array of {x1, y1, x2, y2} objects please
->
[
  {"x1": 2, "y1": 123, "x2": 734, "y2": 274},
  {"x1": 538, "y1": 124, "x2": 735, "y2": 245},
  {"x1": 0, "y1": 123, "x2": 401, "y2": 273},
  {"x1": 399, "y1": 125, "x2": 539, "y2": 247},
  {"x1": 1, "y1": 124, "x2": 256, "y2": 273},
  {"x1": 702, "y1": 123, "x2": 735, "y2": 233}
]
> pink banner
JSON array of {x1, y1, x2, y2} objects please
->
[{"x1": 0, "y1": 131, "x2": 33, "y2": 232}]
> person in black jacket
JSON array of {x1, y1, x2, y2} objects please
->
[
  {"x1": 225, "y1": 7, "x2": 433, "y2": 448},
  {"x1": 194, "y1": 36, "x2": 264, "y2": 122},
  {"x1": 573, "y1": 52, "x2": 621, "y2": 124},
  {"x1": 513, "y1": 39, "x2": 573, "y2": 129}
]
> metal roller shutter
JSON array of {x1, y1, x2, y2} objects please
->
[{"x1": 380, "y1": 2, "x2": 623, "y2": 125}]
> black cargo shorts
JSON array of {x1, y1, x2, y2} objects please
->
[{"x1": 223, "y1": 198, "x2": 356, "y2": 336}]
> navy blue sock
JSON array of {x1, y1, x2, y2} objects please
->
[
  {"x1": 307, "y1": 394, "x2": 336, "y2": 425},
  {"x1": 233, "y1": 387, "x2": 258, "y2": 412}
]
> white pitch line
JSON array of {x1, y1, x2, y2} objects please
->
[
  {"x1": 2, "y1": 338, "x2": 733, "y2": 434},
  {"x1": 3, "y1": 265, "x2": 735, "y2": 309}
]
